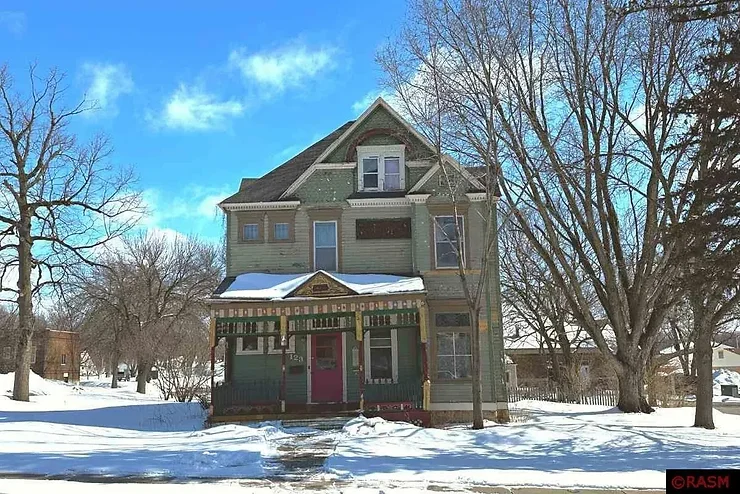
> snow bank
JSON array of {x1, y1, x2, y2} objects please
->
[
  {"x1": 0, "y1": 370, "x2": 73, "y2": 397},
  {"x1": 327, "y1": 403, "x2": 740, "y2": 490},
  {"x1": 0, "y1": 372, "x2": 295, "y2": 479}
]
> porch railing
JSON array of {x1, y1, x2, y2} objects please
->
[
  {"x1": 212, "y1": 379, "x2": 281, "y2": 416},
  {"x1": 365, "y1": 379, "x2": 423, "y2": 409}
]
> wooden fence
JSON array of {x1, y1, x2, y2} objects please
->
[{"x1": 507, "y1": 385, "x2": 618, "y2": 406}]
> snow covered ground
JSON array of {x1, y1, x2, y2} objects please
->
[{"x1": 2, "y1": 372, "x2": 740, "y2": 492}]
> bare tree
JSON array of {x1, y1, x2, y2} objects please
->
[
  {"x1": 380, "y1": 0, "x2": 703, "y2": 413},
  {"x1": 0, "y1": 65, "x2": 142, "y2": 401},
  {"x1": 71, "y1": 232, "x2": 221, "y2": 394}
]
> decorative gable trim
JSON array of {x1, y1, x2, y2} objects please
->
[
  {"x1": 312, "y1": 97, "x2": 438, "y2": 167},
  {"x1": 279, "y1": 97, "x2": 439, "y2": 200},
  {"x1": 347, "y1": 197, "x2": 414, "y2": 208},
  {"x1": 220, "y1": 200, "x2": 300, "y2": 212},
  {"x1": 287, "y1": 271, "x2": 358, "y2": 298},
  {"x1": 408, "y1": 160, "x2": 485, "y2": 193}
]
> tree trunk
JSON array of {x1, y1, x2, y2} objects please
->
[
  {"x1": 693, "y1": 306, "x2": 715, "y2": 429},
  {"x1": 110, "y1": 352, "x2": 119, "y2": 389},
  {"x1": 12, "y1": 213, "x2": 34, "y2": 402},
  {"x1": 136, "y1": 361, "x2": 150, "y2": 394},
  {"x1": 616, "y1": 364, "x2": 654, "y2": 413},
  {"x1": 471, "y1": 312, "x2": 484, "y2": 429}
]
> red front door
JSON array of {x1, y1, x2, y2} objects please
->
[{"x1": 311, "y1": 333, "x2": 343, "y2": 403}]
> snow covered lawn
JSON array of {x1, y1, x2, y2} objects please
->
[
  {"x1": 328, "y1": 401, "x2": 740, "y2": 490},
  {"x1": 2, "y1": 372, "x2": 740, "y2": 490},
  {"x1": 0, "y1": 373, "x2": 287, "y2": 479}
]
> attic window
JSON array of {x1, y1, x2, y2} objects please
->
[{"x1": 357, "y1": 145, "x2": 405, "y2": 192}]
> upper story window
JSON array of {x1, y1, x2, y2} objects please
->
[
  {"x1": 314, "y1": 221, "x2": 338, "y2": 271},
  {"x1": 274, "y1": 223, "x2": 290, "y2": 240},
  {"x1": 357, "y1": 145, "x2": 406, "y2": 192},
  {"x1": 433, "y1": 215, "x2": 465, "y2": 269},
  {"x1": 718, "y1": 350, "x2": 725, "y2": 359},
  {"x1": 243, "y1": 223, "x2": 259, "y2": 241}
]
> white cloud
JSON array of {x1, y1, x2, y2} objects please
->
[
  {"x1": 351, "y1": 89, "x2": 405, "y2": 116},
  {"x1": 80, "y1": 62, "x2": 134, "y2": 117},
  {"x1": 0, "y1": 11, "x2": 25, "y2": 35},
  {"x1": 152, "y1": 84, "x2": 244, "y2": 131},
  {"x1": 229, "y1": 44, "x2": 336, "y2": 92}
]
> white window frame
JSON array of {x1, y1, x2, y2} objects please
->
[
  {"x1": 433, "y1": 215, "x2": 465, "y2": 269},
  {"x1": 236, "y1": 321, "x2": 264, "y2": 355},
  {"x1": 61, "y1": 354, "x2": 67, "y2": 366},
  {"x1": 718, "y1": 350, "x2": 725, "y2": 359},
  {"x1": 31, "y1": 346, "x2": 36, "y2": 364},
  {"x1": 267, "y1": 321, "x2": 296, "y2": 354},
  {"x1": 357, "y1": 145, "x2": 406, "y2": 192},
  {"x1": 313, "y1": 220, "x2": 338, "y2": 272},
  {"x1": 436, "y1": 331, "x2": 473, "y2": 380},
  {"x1": 364, "y1": 328, "x2": 399, "y2": 384}
]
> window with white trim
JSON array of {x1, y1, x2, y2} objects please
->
[
  {"x1": 436, "y1": 332, "x2": 472, "y2": 380},
  {"x1": 718, "y1": 350, "x2": 725, "y2": 359},
  {"x1": 31, "y1": 346, "x2": 36, "y2": 364},
  {"x1": 2, "y1": 346, "x2": 10, "y2": 360},
  {"x1": 364, "y1": 328, "x2": 398, "y2": 384},
  {"x1": 314, "y1": 221, "x2": 338, "y2": 271},
  {"x1": 434, "y1": 215, "x2": 465, "y2": 268},
  {"x1": 236, "y1": 321, "x2": 264, "y2": 355},
  {"x1": 61, "y1": 354, "x2": 68, "y2": 366},
  {"x1": 267, "y1": 321, "x2": 296, "y2": 354},
  {"x1": 357, "y1": 145, "x2": 406, "y2": 191}
]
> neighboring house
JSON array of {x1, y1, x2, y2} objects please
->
[
  {"x1": 207, "y1": 97, "x2": 508, "y2": 426},
  {"x1": 0, "y1": 329, "x2": 80, "y2": 383},
  {"x1": 713, "y1": 345, "x2": 740, "y2": 373},
  {"x1": 505, "y1": 322, "x2": 615, "y2": 389}
]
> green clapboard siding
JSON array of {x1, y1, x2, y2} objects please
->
[
  {"x1": 230, "y1": 335, "x2": 308, "y2": 404},
  {"x1": 345, "y1": 328, "x2": 422, "y2": 403},
  {"x1": 324, "y1": 106, "x2": 430, "y2": 163}
]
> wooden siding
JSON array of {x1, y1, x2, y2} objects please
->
[
  {"x1": 323, "y1": 106, "x2": 431, "y2": 164},
  {"x1": 340, "y1": 206, "x2": 413, "y2": 274},
  {"x1": 229, "y1": 335, "x2": 309, "y2": 404}
]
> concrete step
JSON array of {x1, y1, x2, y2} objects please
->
[{"x1": 280, "y1": 416, "x2": 352, "y2": 431}]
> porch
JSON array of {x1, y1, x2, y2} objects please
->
[{"x1": 207, "y1": 271, "x2": 432, "y2": 426}]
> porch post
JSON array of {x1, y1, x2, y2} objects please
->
[
  {"x1": 280, "y1": 315, "x2": 288, "y2": 413},
  {"x1": 355, "y1": 311, "x2": 364, "y2": 411},
  {"x1": 209, "y1": 312, "x2": 216, "y2": 416},
  {"x1": 419, "y1": 303, "x2": 431, "y2": 411}
]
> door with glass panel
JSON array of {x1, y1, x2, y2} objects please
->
[{"x1": 313, "y1": 221, "x2": 337, "y2": 272}]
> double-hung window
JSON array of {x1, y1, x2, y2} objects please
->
[
  {"x1": 314, "y1": 221, "x2": 338, "y2": 271},
  {"x1": 434, "y1": 215, "x2": 465, "y2": 268},
  {"x1": 358, "y1": 145, "x2": 405, "y2": 191},
  {"x1": 364, "y1": 328, "x2": 398, "y2": 384}
]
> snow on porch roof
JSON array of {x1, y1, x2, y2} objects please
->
[{"x1": 217, "y1": 271, "x2": 425, "y2": 301}]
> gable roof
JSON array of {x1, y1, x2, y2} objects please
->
[{"x1": 220, "y1": 120, "x2": 355, "y2": 205}]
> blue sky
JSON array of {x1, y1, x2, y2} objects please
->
[{"x1": 1, "y1": 1, "x2": 405, "y2": 242}]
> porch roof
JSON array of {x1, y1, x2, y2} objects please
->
[{"x1": 213, "y1": 271, "x2": 425, "y2": 301}]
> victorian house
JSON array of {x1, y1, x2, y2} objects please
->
[{"x1": 207, "y1": 98, "x2": 508, "y2": 426}]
